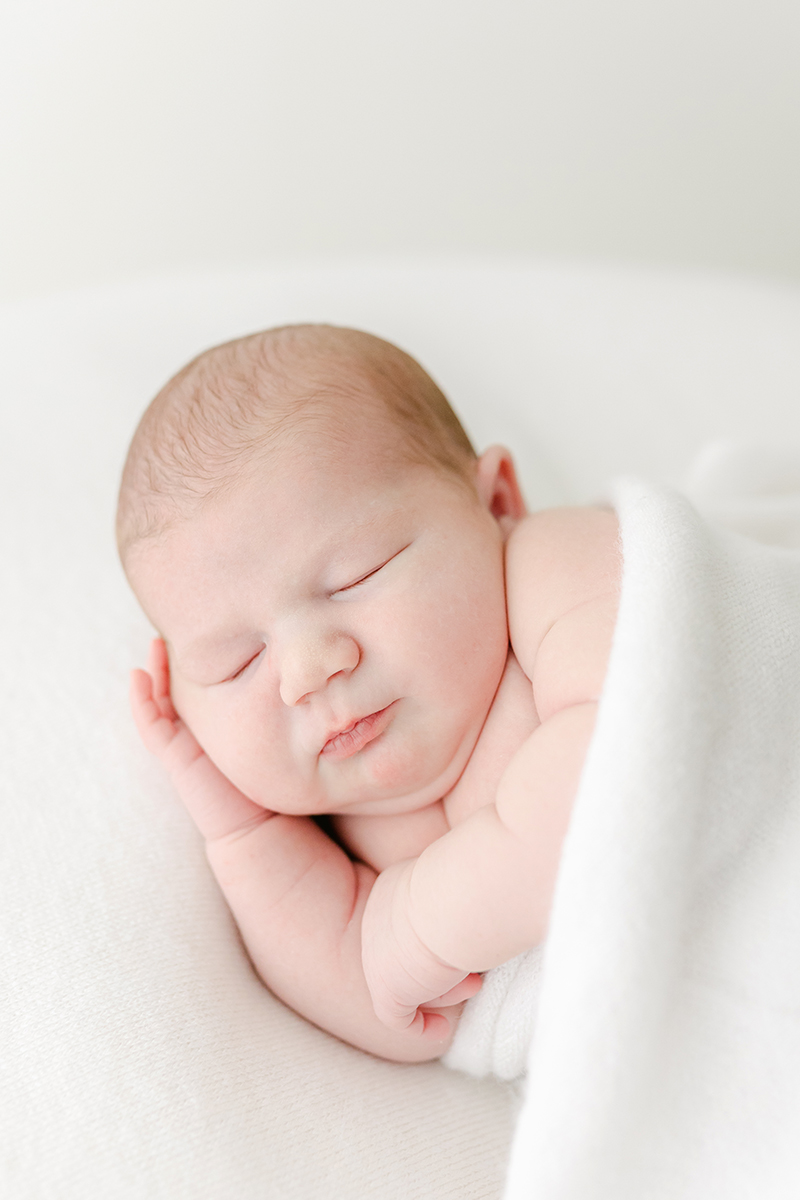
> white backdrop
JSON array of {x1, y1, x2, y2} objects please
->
[{"x1": 1, "y1": 0, "x2": 799, "y2": 301}]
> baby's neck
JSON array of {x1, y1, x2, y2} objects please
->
[{"x1": 443, "y1": 649, "x2": 539, "y2": 830}]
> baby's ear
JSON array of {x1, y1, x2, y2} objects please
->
[{"x1": 475, "y1": 445, "x2": 527, "y2": 534}]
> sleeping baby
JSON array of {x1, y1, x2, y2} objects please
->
[{"x1": 116, "y1": 324, "x2": 620, "y2": 1064}]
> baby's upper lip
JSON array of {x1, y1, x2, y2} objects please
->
[
  {"x1": 319, "y1": 703, "x2": 395, "y2": 755},
  {"x1": 322, "y1": 709, "x2": 377, "y2": 744}
]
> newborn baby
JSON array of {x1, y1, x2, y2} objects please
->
[{"x1": 117, "y1": 324, "x2": 620, "y2": 1065}]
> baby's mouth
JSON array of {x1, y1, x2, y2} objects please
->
[{"x1": 320, "y1": 703, "x2": 396, "y2": 761}]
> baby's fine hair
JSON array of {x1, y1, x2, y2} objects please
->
[{"x1": 116, "y1": 324, "x2": 477, "y2": 562}]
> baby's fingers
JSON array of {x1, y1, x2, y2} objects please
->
[
  {"x1": 417, "y1": 1010, "x2": 452, "y2": 1041},
  {"x1": 147, "y1": 637, "x2": 178, "y2": 721},
  {"x1": 130, "y1": 667, "x2": 268, "y2": 839},
  {"x1": 374, "y1": 1001, "x2": 451, "y2": 1042},
  {"x1": 130, "y1": 667, "x2": 205, "y2": 773},
  {"x1": 130, "y1": 668, "x2": 184, "y2": 758},
  {"x1": 424, "y1": 973, "x2": 483, "y2": 1008}
]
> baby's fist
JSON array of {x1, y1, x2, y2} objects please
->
[{"x1": 361, "y1": 859, "x2": 481, "y2": 1040}]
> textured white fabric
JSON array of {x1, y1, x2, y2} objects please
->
[
  {"x1": 3, "y1": 262, "x2": 800, "y2": 1198},
  {"x1": 504, "y1": 468, "x2": 800, "y2": 1199},
  {"x1": 444, "y1": 947, "x2": 545, "y2": 1082}
]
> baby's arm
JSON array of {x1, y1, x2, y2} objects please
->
[
  {"x1": 362, "y1": 702, "x2": 597, "y2": 1029},
  {"x1": 132, "y1": 639, "x2": 479, "y2": 1060},
  {"x1": 362, "y1": 508, "x2": 620, "y2": 1030}
]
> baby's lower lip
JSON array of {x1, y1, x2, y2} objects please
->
[{"x1": 321, "y1": 703, "x2": 396, "y2": 761}]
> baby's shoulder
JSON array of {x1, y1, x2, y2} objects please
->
[{"x1": 505, "y1": 506, "x2": 621, "y2": 686}]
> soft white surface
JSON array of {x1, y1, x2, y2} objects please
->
[
  {"x1": 506, "y1": 471, "x2": 800, "y2": 1198},
  {"x1": 3, "y1": 261, "x2": 800, "y2": 1197}
]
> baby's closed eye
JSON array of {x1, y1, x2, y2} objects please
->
[
  {"x1": 332, "y1": 543, "x2": 411, "y2": 596},
  {"x1": 223, "y1": 645, "x2": 266, "y2": 683}
]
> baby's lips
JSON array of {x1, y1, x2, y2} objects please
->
[{"x1": 320, "y1": 702, "x2": 396, "y2": 760}]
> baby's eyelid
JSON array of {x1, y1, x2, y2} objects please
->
[
  {"x1": 335, "y1": 544, "x2": 411, "y2": 594},
  {"x1": 223, "y1": 645, "x2": 265, "y2": 683},
  {"x1": 338, "y1": 563, "x2": 384, "y2": 592}
]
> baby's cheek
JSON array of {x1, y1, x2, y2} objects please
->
[
  {"x1": 367, "y1": 745, "x2": 414, "y2": 791},
  {"x1": 367, "y1": 736, "x2": 432, "y2": 792},
  {"x1": 196, "y1": 723, "x2": 270, "y2": 803},
  {"x1": 367, "y1": 717, "x2": 463, "y2": 798}
]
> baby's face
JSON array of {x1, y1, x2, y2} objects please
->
[{"x1": 129, "y1": 428, "x2": 512, "y2": 817}]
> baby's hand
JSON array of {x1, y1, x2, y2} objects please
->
[
  {"x1": 130, "y1": 637, "x2": 270, "y2": 840},
  {"x1": 361, "y1": 860, "x2": 482, "y2": 1038},
  {"x1": 131, "y1": 638, "x2": 466, "y2": 1062}
]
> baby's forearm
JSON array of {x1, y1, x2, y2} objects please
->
[
  {"x1": 207, "y1": 813, "x2": 462, "y2": 1062},
  {"x1": 406, "y1": 702, "x2": 597, "y2": 972}
]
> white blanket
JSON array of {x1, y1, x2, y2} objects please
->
[{"x1": 448, "y1": 458, "x2": 800, "y2": 1197}]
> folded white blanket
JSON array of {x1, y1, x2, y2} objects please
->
[
  {"x1": 448, "y1": 453, "x2": 800, "y2": 1197},
  {"x1": 444, "y1": 945, "x2": 545, "y2": 1081}
]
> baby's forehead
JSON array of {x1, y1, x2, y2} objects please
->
[
  {"x1": 221, "y1": 393, "x2": 430, "y2": 503},
  {"x1": 118, "y1": 324, "x2": 478, "y2": 572}
]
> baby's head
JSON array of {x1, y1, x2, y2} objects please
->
[{"x1": 119, "y1": 325, "x2": 525, "y2": 816}]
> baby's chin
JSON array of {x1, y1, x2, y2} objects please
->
[
  {"x1": 319, "y1": 746, "x2": 468, "y2": 816},
  {"x1": 261, "y1": 772, "x2": 443, "y2": 820},
  {"x1": 245, "y1": 727, "x2": 475, "y2": 816},
  {"x1": 324, "y1": 791, "x2": 440, "y2": 817}
]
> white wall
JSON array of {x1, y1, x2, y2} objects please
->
[{"x1": 1, "y1": 0, "x2": 799, "y2": 301}]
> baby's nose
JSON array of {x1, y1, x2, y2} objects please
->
[{"x1": 278, "y1": 629, "x2": 360, "y2": 706}]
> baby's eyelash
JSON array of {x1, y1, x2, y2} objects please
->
[
  {"x1": 225, "y1": 646, "x2": 264, "y2": 682},
  {"x1": 337, "y1": 544, "x2": 411, "y2": 593},
  {"x1": 339, "y1": 563, "x2": 386, "y2": 591}
]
